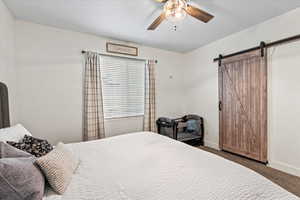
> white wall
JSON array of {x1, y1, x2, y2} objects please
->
[
  {"x1": 268, "y1": 41, "x2": 300, "y2": 177},
  {"x1": 10, "y1": 3, "x2": 300, "y2": 177},
  {"x1": 183, "y1": 7, "x2": 300, "y2": 176},
  {"x1": 15, "y1": 20, "x2": 186, "y2": 144},
  {"x1": 0, "y1": 1, "x2": 17, "y2": 124}
]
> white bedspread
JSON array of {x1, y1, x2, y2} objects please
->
[{"x1": 44, "y1": 132, "x2": 298, "y2": 200}]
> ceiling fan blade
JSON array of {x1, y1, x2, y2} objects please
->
[
  {"x1": 185, "y1": 5, "x2": 214, "y2": 23},
  {"x1": 155, "y1": 0, "x2": 168, "y2": 2},
  {"x1": 147, "y1": 13, "x2": 166, "y2": 30}
]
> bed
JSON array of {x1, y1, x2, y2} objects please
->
[
  {"x1": 42, "y1": 132, "x2": 298, "y2": 200},
  {"x1": 0, "y1": 82, "x2": 298, "y2": 200}
]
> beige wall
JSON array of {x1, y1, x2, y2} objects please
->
[
  {"x1": 15, "y1": 20, "x2": 186, "y2": 144},
  {"x1": 0, "y1": 1, "x2": 17, "y2": 124},
  {"x1": 183, "y1": 7, "x2": 300, "y2": 176}
]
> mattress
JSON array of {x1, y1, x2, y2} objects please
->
[{"x1": 44, "y1": 132, "x2": 299, "y2": 200}]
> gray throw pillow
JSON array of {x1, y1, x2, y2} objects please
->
[
  {"x1": 0, "y1": 141, "x2": 32, "y2": 158},
  {"x1": 0, "y1": 146, "x2": 45, "y2": 200}
]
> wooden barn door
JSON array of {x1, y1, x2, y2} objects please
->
[{"x1": 219, "y1": 50, "x2": 267, "y2": 163}]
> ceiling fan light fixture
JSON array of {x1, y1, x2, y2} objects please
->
[
  {"x1": 147, "y1": 0, "x2": 213, "y2": 30},
  {"x1": 164, "y1": 0, "x2": 187, "y2": 22}
]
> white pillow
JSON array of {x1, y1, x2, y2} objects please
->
[{"x1": 0, "y1": 124, "x2": 32, "y2": 142}]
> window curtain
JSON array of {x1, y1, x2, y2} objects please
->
[
  {"x1": 143, "y1": 60, "x2": 157, "y2": 132},
  {"x1": 83, "y1": 52, "x2": 105, "y2": 141}
]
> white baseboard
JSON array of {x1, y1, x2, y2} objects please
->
[
  {"x1": 204, "y1": 140, "x2": 220, "y2": 150},
  {"x1": 203, "y1": 140, "x2": 300, "y2": 178},
  {"x1": 203, "y1": 141, "x2": 300, "y2": 178},
  {"x1": 268, "y1": 161, "x2": 300, "y2": 177}
]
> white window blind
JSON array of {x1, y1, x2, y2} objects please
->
[{"x1": 100, "y1": 55, "x2": 146, "y2": 119}]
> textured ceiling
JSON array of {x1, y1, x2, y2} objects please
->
[{"x1": 4, "y1": 0, "x2": 300, "y2": 52}]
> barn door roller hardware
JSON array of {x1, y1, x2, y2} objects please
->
[{"x1": 214, "y1": 34, "x2": 300, "y2": 64}]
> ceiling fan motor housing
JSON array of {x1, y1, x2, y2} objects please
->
[{"x1": 164, "y1": 0, "x2": 187, "y2": 22}]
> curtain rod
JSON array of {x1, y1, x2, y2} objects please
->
[
  {"x1": 213, "y1": 33, "x2": 300, "y2": 63},
  {"x1": 81, "y1": 50, "x2": 158, "y2": 63}
]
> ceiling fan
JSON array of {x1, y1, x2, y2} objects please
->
[{"x1": 148, "y1": 0, "x2": 214, "y2": 30}]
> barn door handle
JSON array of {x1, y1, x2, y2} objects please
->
[{"x1": 219, "y1": 101, "x2": 222, "y2": 111}]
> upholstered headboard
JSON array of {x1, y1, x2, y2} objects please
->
[{"x1": 0, "y1": 82, "x2": 10, "y2": 129}]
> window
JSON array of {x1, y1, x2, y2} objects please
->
[{"x1": 100, "y1": 55, "x2": 146, "y2": 119}]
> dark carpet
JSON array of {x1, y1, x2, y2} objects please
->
[{"x1": 197, "y1": 146, "x2": 300, "y2": 197}]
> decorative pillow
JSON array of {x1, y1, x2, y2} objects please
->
[
  {"x1": 0, "y1": 152, "x2": 45, "y2": 200},
  {"x1": 35, "y1": 142, "x2": 79, "y2": 194},
  {"x1": 0, "y1": 124, "x2": 32, "y2": 143},
  {"x1": 58, "y1": 144, "x2": 80, "y2": 173},
  {"x1": 0, "y1": 141, "x2": 32, "y2": 158},
  {"x1": 7, "y1": 135, "x2": 53, "y2": 157}
]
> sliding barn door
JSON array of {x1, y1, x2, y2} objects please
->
[{"x1": 219, "y1": 50, "x2": 267, "y2": 163}]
